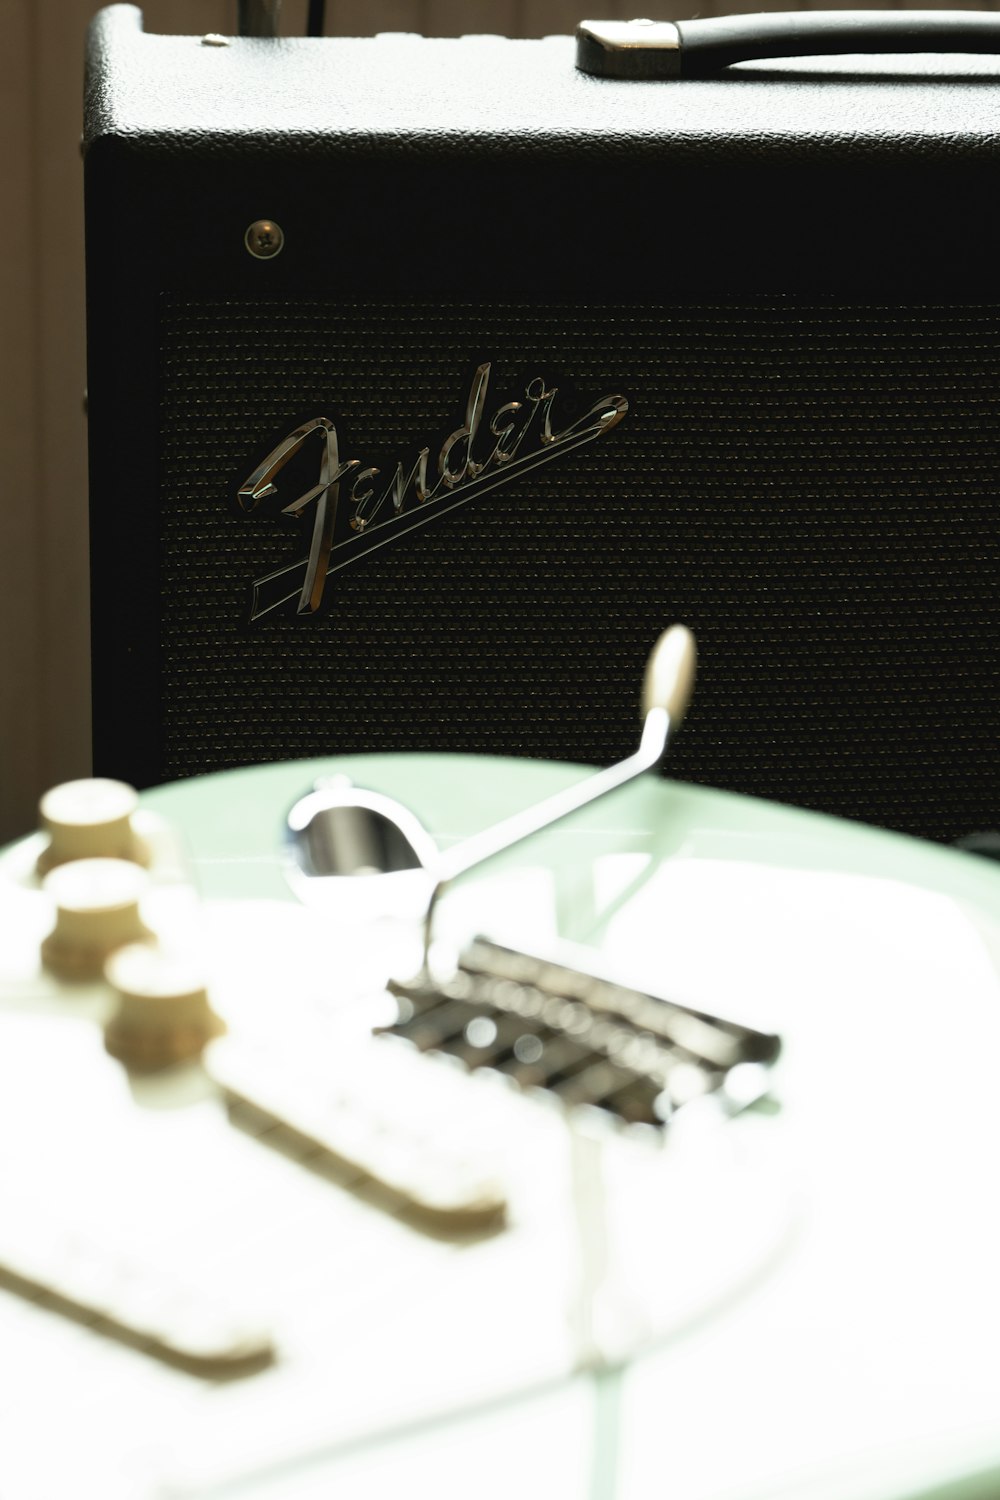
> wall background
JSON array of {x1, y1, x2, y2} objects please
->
[{"x1": 0, "y1": 0, "x2": 983, "y2": 840}]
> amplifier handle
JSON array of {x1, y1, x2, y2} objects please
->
[{"x1": 577, "y1": 11, "x2": 1000, "y2": 78}]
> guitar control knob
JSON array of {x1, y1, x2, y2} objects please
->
[
  {"x1": 37, "y1": 778, "x2": 147, "y2": 875},
  {"x1": 41, "y1": 859, "x2": 153, "y2": 980},
  {"x1": 104, "y1": 943, "x2": 225, "y2": 1071}
]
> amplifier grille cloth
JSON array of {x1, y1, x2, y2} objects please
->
[{"x1": 159, "y1": 299, "x2": 1000, "y2": 842}]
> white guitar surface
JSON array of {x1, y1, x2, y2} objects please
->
[{"x1": 1, "y1": 758, "x2": 1000, "y2": 1500}]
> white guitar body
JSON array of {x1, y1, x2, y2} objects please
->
[{"x1": 1, "y1": 756, "x2": 1000, "y2": 1500}]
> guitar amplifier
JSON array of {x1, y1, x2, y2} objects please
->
[{"x1": 84, "y1": 6, "x2": 1000, "y2": 842}]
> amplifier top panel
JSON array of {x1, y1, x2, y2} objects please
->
[{"x1": 85, "y1": 4, "x2": 1000, "y2": 166}]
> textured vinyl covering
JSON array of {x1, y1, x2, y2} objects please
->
[
  {"x1": 157, "y1": 296, "x2": 1000, "y2": 843},
  {"x1": 84, "y1": 13, "x2": 1000, "y2": 161}
]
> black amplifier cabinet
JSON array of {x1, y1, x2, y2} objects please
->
[{"x1": 84, "y1": 7, "x2": 1000, "y2": 842}]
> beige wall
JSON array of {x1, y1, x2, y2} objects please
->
[{"x1": 0, "y1": 0, "x2": 987, "y2": 840}]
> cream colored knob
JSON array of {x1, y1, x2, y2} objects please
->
[
  {"x1": 41, "y1": 859, "x2": 153, "y2": 980},
  {"x1": 37, "y1": 778, "x2": 147, "y2": 875},
  {"x1": 104, "y1": 943, "x2": 225, "y2": 1072}
]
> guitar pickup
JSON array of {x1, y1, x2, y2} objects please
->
[
  {"x1": 206, "y1": 1033, "x2": 508, "y2": 1238},
  {"x1": 0, "y1": 1192, "x2": 274, "y2": 1381},
  {"x1": 383, "y1": 937, "x2": 781, "y2": 1129}
]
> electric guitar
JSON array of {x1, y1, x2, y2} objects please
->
[{"x1": 2, "y1": 749, "x2": 999, "y2": 1500}]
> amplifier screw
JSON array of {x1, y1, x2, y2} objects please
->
[{"x1": 244, "y1": 219, "x2": 285, "y2": 259}]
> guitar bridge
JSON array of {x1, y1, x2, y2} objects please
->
[{"x1": 382, "y1": 937, "x2": 781, "y2": 1129}]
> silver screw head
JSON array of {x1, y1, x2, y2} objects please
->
[{"x1": 244, "y1": 220, "x2": 285, "y2": 260}]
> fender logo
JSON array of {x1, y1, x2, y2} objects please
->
[{"x1": 237, "y1": 363, "x2": 628, "y2": 620}]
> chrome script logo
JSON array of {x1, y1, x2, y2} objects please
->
[{"x1": 236, "y1": 363, "x2": 628, "y2": 620}]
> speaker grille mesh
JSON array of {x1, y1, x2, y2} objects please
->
[{"x1": 158, "y1": 298, "x2": 1000, "y2": 842}]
